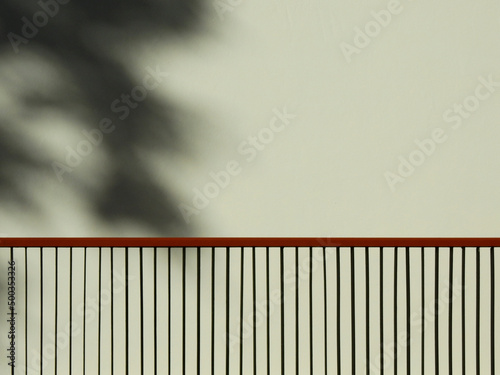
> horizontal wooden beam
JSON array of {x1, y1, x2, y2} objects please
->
[{"x1": 0, "y1": 237, "x2": 499, "y2": 247}]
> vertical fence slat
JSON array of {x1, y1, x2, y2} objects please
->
[
  {"x1": 351, "y1": 247, "x2": 356, "y2": 375},
  {"x1": 449, "y1": 248, "x2": 454, "y2": 375},
  {"x1": 462, "y1": 247, "x2": 466, "y2": 375},
  {"x1": 98, "y1": 247, "x2": 101, "y2": 375},
  {"x1": 168, "y1": 247, "x2": 172, "y2": 375},
  {"x1": 225, "y1": 248, "x2": 229, "y2": 375},
  {"x1": 252, "y1": 247, "x2": 256, "y2": 375},
  {"x1": 365, "y1": 247, "x2": 370, "y2": 374},
  {"x1": 239, "y1": 247, "x2": 244, "y2": 375},
  {"x1": 209, "y1": 247, "x2": 214, "y2": 375},
  {"x1": 395, "y1": 247, "x2": 399, "y2": 375},
  {"x1": 295, "y1": 247, "x2": 299, "y2": 375},
  {"x1": 492, "y1": 247, "x2": 495, "y2": 375},
  {"x1": 267, "y1": 247, "x2": 270, "y2": 375},
  {"x1": 406, "y1": 247, "x2": 411, "y2": 375},
  {"x1": 435, "y1": 247, "x2": 439, "y2": 375},
  {"x1": 154, "y1": 247, "x2": 157, "y2": 375},
  {"x1": 476, "y1": 247, "x2": 480, "y2": 375},
  {"x1": 422, "y1": 248, "x2": 425, "y2": 375},
  {"x1": 197, "y1": 247, "x2": 201, "y2": 375},
  {"x1": 110, "y1": 247, "x2": 114, "y2": 375},
  {"x1": 323, "y1": 248, "x2": 328, "y2": 375},
  {"x1": 380, "y1": 247, "x2": 384, "y2": 375}
]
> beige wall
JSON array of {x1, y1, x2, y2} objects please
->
[{"x1": 162, "y1": 0, "x2": 500, "y2": 236}]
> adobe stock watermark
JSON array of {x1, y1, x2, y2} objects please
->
[
  {"x1": 385, "y1": 74, "x2": 500, "y2": 192},
  {"x1": 212, "y1": 0, "x2": 244, "y2": 21},
  {"x1": 51, "y1": 65, "x2": 170, "y2": 182},
  {"x1": 365, "y1": 280, "x2": 463, "y2": 373},
  {"x1": 227, "y1": 247, "x2": 336, "y2": 352},
  {"x1": 16, "y1": 266, "x2": 134, "y2": 375},
  {"x1": 340, "y1": 0, "x2": 408, "y2": 63},
  {"x1": 178, "y1": 106, "x2": 297, "y2": 224},
  {"x1": 8, "y1": 0, "x2": 71, "y2": 54}
]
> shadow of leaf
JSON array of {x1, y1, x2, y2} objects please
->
[{"x1": 0, "y1": 0, "x2": 208, "y2": 235}]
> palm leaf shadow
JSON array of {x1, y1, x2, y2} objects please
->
[{"x1": 0, "y1": 0, "x2": 207, "y2": 235}]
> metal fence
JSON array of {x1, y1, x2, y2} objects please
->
[{"x1": 0, "y1": 239, "x2": 498, "y2": 374}]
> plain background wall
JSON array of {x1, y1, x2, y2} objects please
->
[{"x1": 159, "y1": 0, "x2": 500, "y2": 236}]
